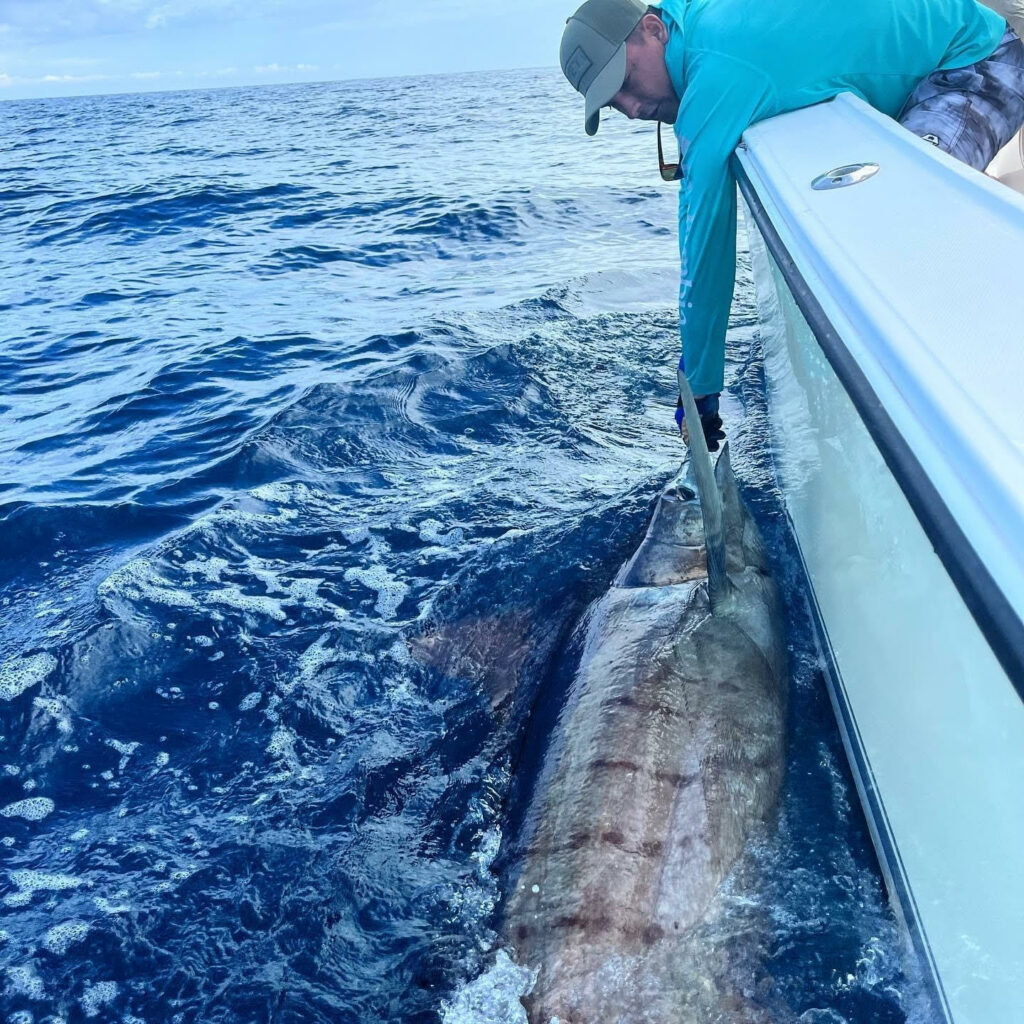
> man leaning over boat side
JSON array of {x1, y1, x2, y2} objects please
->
[{"x1": 559, "y1": 0, "x2": 1024, "y2": 450}]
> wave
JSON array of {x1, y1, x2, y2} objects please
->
[
  {"x1": 395, "y1": 196, "x2": 526, "y2": 242},
  {"x1": 257, "y1": 242, "x2": 416, "y2": 272},
  {"x1": 70, "y1": 288, "x2": 181, "y2": 308},
  {"x1": 32, "y1": 182, "x2": 309, "y2": 245},
  {"x1": 268, "y1": 195, "x2": 407, "y2": 230},
  {"x1": 0, "y1": 500, "x2": 191, "y2": 569}
]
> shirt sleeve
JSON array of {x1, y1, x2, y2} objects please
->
[{"x1": 674, "y1": 53, "x2": 774, "y2": 396}]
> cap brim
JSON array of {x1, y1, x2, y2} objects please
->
[{"x1": 584, "y1": 43, "x2": 627, "y2": 136}]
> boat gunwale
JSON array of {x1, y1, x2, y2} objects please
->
[{"x1": 731, "y1": 150, "x2": 1024, "y2": 706}]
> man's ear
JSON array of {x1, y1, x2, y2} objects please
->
[{"x1": 639, "y1": 12, "x2": 668, "y2": 44}]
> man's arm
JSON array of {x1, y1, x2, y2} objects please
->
[{"x1": 674, "y1": 53, "x2": 774, "y2": 398}]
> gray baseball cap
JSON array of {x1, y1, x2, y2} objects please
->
[{"x1": 560, "y1": 0, "x2": 649, "y2": 136}]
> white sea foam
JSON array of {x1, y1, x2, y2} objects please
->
[
  {"x1": 81, "y1": 981, "x2": 118, "y2": 1017},
  {"x1": 418, "y1": 519, "x2": 465, "y2": 547},
  {"x1": 6, "y1": 964, "x2": 45, "y2": 1000},
  {"x1": 179, "y1": 556, "x2": 229, "y2": 582},
  {"x1": 297, "y1": 635, "x2": 337, "y2": 680},
  {"x1": 342, "y1": 524, "x2": 371, "y2": 545},
  {"x1": 6, "y1": 871, "x2": 84, "y2": 907},
  {"x1": 249, "y1": 562, "x2": 288, "y2": 595},
  {"x1": 32, "y1": 696, "x2": 72, "y2": 734},
  {"x1": 266, "y1": 726, "x2": 297, "y2": 764},
  {"x1": 440, "y1": 950, "x2": 536, "y2": 1024},
  {"x1": 285, "y1": 576, "x2": 346, "y2": 618},
  {"x1": 11, "y1": 870, "x2": 81, "y2": 889},
  {"x1": 105, "y1": 739, "x2": 140, "y2": 772},
  {"x1": 99, "y1": 559, "x2": 198, "y2": 611},
  {"x1": 1, "y1": 798, "x2": 55, "y2": 821},
  {"x1": 238, "y1": 692, "x2": 262, "y2": 711},
  {"x1": 42, "y1": 920, "x2": 90, "y2": 954},
  {"x1": 197, "y1": 505, "x2": 298, "y2": 534},
  {"x1": 208, "y1": 587, "x2": 287, "y2": 622},
  {"x1": 344, "y1": 565, "x2": 409, "y2": 619},
  {"x1": 250, "y1": 481, "x2": 314, "y2": 504},
  {"x1": 0, "y1": 652, "x2": 57, "y2": 701},
  {"x1": 94, "y1": 893, "x2": 133, "y2": 915}
]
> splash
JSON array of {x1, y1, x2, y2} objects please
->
[{"x1": 441, "y1": 951, "x2": 537, "y2": 1024}]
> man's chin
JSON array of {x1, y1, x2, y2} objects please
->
[{"x1": 658, "y1": 101, "x2": 680, "y2": 124}]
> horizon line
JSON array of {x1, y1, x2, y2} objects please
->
[{"x1": 0, "y1": 63, "x2": 560, "y2": 105}]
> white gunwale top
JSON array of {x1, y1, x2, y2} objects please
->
[{"x1": 736, "y1": 91, "x2": 1024, "y2": 634}]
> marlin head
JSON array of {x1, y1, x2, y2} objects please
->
[{"x1": 617, "y1": 442, "x2": 764, "y2": 595}]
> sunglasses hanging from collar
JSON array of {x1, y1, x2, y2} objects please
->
[{"x1": 658, "y1": 121, "x2": 683, "y2": 181}]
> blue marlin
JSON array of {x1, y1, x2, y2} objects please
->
[{"x1": 503, "y1": 384, "x2": 788, "y2": 1023}]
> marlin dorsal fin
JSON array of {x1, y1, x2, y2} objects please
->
[{"x1": 677, "y1": 369, "x2": 730, "y2": 611}]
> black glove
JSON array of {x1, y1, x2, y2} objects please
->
[{"x1": 674, "y1": 392, "x2": 725, "y2": 452}]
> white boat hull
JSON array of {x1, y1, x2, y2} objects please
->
[{"x1": 739, "y1": 94, "x2": 1024, "y2": 1024}]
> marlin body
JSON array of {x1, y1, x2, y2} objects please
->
[{"x1": 503, "y1": 445, "x2": 787, "y2": 1024}]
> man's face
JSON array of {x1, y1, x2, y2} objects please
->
[{"x1": 608, "y1": 13, "x2": 680, "y2": 125}]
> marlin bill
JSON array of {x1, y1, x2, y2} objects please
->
[{"x1": 503, "y1": 443, "x2": 788, "y2": 1024}]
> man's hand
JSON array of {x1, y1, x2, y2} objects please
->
[{"x1": 674, "y1": 392, "x2": 725, "y2": 452}]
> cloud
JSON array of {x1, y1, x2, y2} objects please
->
[
  {"x1": 0, "y1": 64, "x2": 249, "y2": 91},
  {"x1": 0, "y1": 0, "x2": 334, "y2": 41},
  {"x1": 0, "y1": 71, "x2": 112, "y2": 87},
  {"x1": 40, "y1": 73, "x2": 108, "y2": 82},
  {"x1": 324, "y1": 0, "x2": 555, "y2": 30},
  {"x1": 254, "y1": 62, "x2": 319, "y2": 75}
]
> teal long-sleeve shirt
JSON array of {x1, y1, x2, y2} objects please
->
[{"x1": 659, "y1": 0, "x2": 1005, "y2": 396}]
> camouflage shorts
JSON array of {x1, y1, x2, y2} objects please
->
[{"x1": 899, "y1": 27, "x2": 1024, "y2": 170}]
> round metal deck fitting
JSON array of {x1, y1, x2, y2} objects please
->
[{"x1": 811, "y1": 162, "x2": 880, "y2": 190}]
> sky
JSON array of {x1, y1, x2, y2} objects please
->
[{"x1": 0, "y1": 0, "x2": 569, "y2": 101}]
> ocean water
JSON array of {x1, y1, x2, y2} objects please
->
[{"x1": 0, "y1": 69, "x2": 934, "y2": 1023}]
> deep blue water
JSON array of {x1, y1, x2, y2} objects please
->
[{"x1": 0, "y1": 70, "x2": 934, "y2": 1023}]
